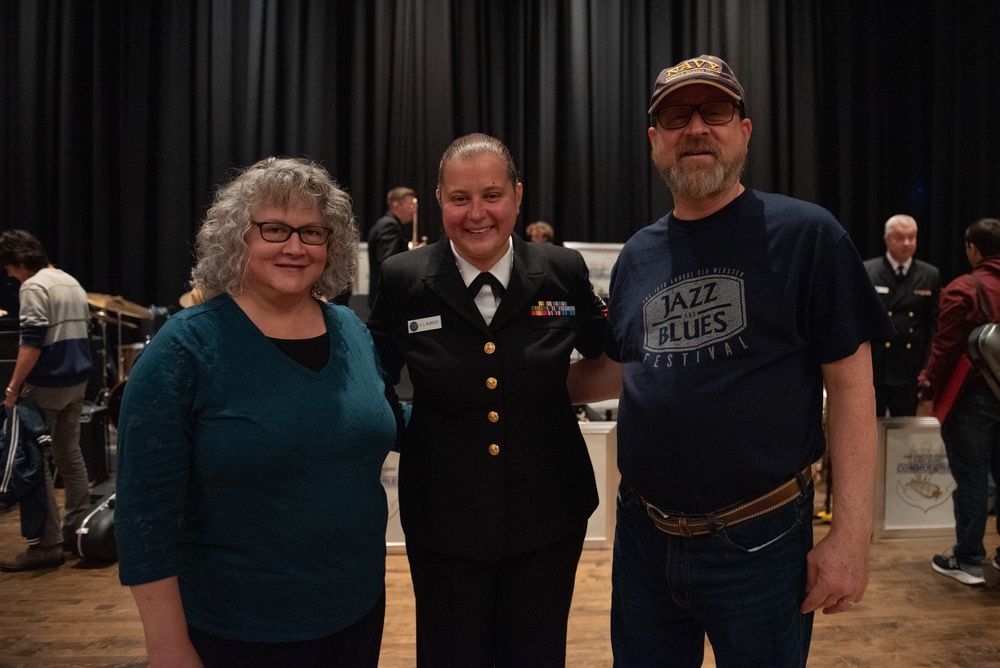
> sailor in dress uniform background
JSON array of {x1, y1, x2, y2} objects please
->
[{"x1": 864, "y1": 214, "x2": 941, "y2": 416}]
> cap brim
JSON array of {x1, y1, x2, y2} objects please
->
[{"x1": 648, "y1": 80, "x2": 743, "y2": 115}]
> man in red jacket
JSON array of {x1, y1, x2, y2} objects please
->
[{"x1": 918, "y1": 217, "x2": 1000, "y2": 586}]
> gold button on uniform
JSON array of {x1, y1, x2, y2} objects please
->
[
  {"x1": 484, "y1": 342, "x2": 496, "y2": 354},
  {"x1": 887, "y1": 310, "x2": 893, "y2": 317},
  {"x1": 486, "y1": 377, "x2": 498, "y2": 390},
  {"x1": 488, "y1": 444, "x2": 500, "y2": 456},
  {"x1": 906, "y1": 343, "x2": 912, "y2": 349},
  {"x1": 884, "y1": 342, "x2": 891, "y2": 348},
  {"x1": 488, "y1": 411, "x2": 499, "y2": 423},
  {"x1": 908, "y1": 311, "x2": 914, "y2": 317}
]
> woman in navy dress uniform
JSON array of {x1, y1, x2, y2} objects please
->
[{"x1": 368, "y1": 133, "x2": 608, "y2": 667}]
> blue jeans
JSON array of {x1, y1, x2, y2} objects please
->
[
  {"x1": 611, "y1": 478, "x2": 814, "y2": 668},
  {"x1": 940, "y1": 384, "x2": 1000, "y2": 565}
]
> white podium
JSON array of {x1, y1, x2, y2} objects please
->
[{"x1": 381, "y1": 421, "x2": 619, "y2": 553}]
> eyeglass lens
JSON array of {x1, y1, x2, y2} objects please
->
[
  {"x1": 255, "y1": 222, "x2": 331, "y2": 245},
  {"x1": 655, "y1": 101, "x2": 737, "y2": 130}
]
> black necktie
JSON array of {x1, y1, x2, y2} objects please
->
[
  {"x1": 468, "y1": 272, "x2": 505, "y2": 300},
  {"x1": 896, "y1": 265, "x2": 906, "y2": 281}
]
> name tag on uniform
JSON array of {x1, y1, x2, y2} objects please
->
[
  {"x1": 875, "y1": 286, "x2": 889, "y2": 294},
  {"x1": 914, "y1": 289, "x2": 933, "y2": 297},
  {"x1": 408, "y1": 315, "x2": 442, "y2": 333}
]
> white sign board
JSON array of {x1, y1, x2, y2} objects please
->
[
  {"x1": 563, "y1": 242, "x2": 623, "y2": 298},
  {"x1": 874, "y1": 417, "x2": 956, "y2": 539}
]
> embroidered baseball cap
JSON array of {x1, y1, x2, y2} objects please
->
[{"x1": 648, "y1": 55, "x2": 746, "y2": 117}]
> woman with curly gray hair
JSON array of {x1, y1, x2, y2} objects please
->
[
  {"x1": 115, "y1": 157, "x2": 402, "y2": 667},
  {"x1": 190, "y1": 156, "x2": 358, "y2": 301}
]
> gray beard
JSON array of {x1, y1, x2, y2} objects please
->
[{"x1": 658, "y1": 148, "x2": 747, "y2": 201}]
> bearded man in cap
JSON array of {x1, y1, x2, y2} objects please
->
[{"x1": 569, "y1": 55, "x2": 892, "y2": 666}]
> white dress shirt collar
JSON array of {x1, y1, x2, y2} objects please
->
[
  {"x1": 450, "y1": 238, "x2": 514, "y2": 289},
  {"x1": 450, "y1": 238, "x2": 514, "y2": 325},
  {"x1": 886, "y1": 253, "x2": 912, "y2": 276}
]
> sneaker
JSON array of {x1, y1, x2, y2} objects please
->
[
  {"x1": 932, "y1": 554, "x2": 985, "y2": 585},
  {"x1": 0, "y1": 545, "x2": 66, "y2": 572}
]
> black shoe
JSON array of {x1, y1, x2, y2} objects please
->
[
  {"x1": 993, "y1": 552, "x2": 1000, "y2": 573},
  {"x1": 932, "y1": 554, "x2": 985, "y2": 585},
  {"x1": 0, "y1": 545, "x2": 66, "y2": 572}
]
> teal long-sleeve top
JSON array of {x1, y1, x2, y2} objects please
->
[{"x1": 115, "y1": 294, "x2": 398, "y2": 642}]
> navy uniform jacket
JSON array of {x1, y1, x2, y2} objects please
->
[
  {"x1": 367, "y1": 236, "x2": 605, "y2": 561},
  {"x1": 367, "y1": 213, "x2": 409, "y2": 306},
  {"x1": 864, "y1": 256, "x2": 941, "y2": 387}
]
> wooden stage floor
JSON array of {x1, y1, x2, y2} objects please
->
[{"x1": 1, "y1": 486, "x2": 998, "y2": 667}]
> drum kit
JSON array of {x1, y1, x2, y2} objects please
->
[{"x1": 86, "y1": 292, "x2": 157, "y2": 427}]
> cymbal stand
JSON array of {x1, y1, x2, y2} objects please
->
[
  {"x1": 90, "y1": 311, "x2": 114, "y2": 477},
  {"x1": 107, "y1": 312, "x2": 123, "y2": 476},
  {"x1": 116, "y1": 316, "x2": 124, "y2": 383},
  {"x1": 94, "y1": 313, "x2": 110, "y2": 391}
]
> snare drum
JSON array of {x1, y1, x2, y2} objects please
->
[{"x1": 119, "y1": 342, "x2": 145, "y2": 379}]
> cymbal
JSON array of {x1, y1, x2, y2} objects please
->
[
  {"x1": 86, "y1": 293, "x2": 151, "y2": 319},
  {"x1": 179, "y1": 286, "x2": 205, "y2": 309},
  {"x1": 91, "y1": 309, "x2": 139, "y2": 330}
]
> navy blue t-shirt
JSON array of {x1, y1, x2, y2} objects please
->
[{"x1": 606, "y1": 189, "x2": 892, "y2": 512}]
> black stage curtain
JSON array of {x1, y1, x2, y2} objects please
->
[{"x1": 2, "y1": 0, "x2": 999, "y2": 306}]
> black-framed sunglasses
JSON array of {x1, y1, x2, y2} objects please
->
[
  {"x1": 650, "y1": 100, "x2": 740, "y2": 130},
  {"x1": 252, "y1": 222, "x2": 332, "y2": 245}
]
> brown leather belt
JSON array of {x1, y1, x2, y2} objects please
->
[{"x1": 642, "y1": 465, "x2": 813, "y2": 538}]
